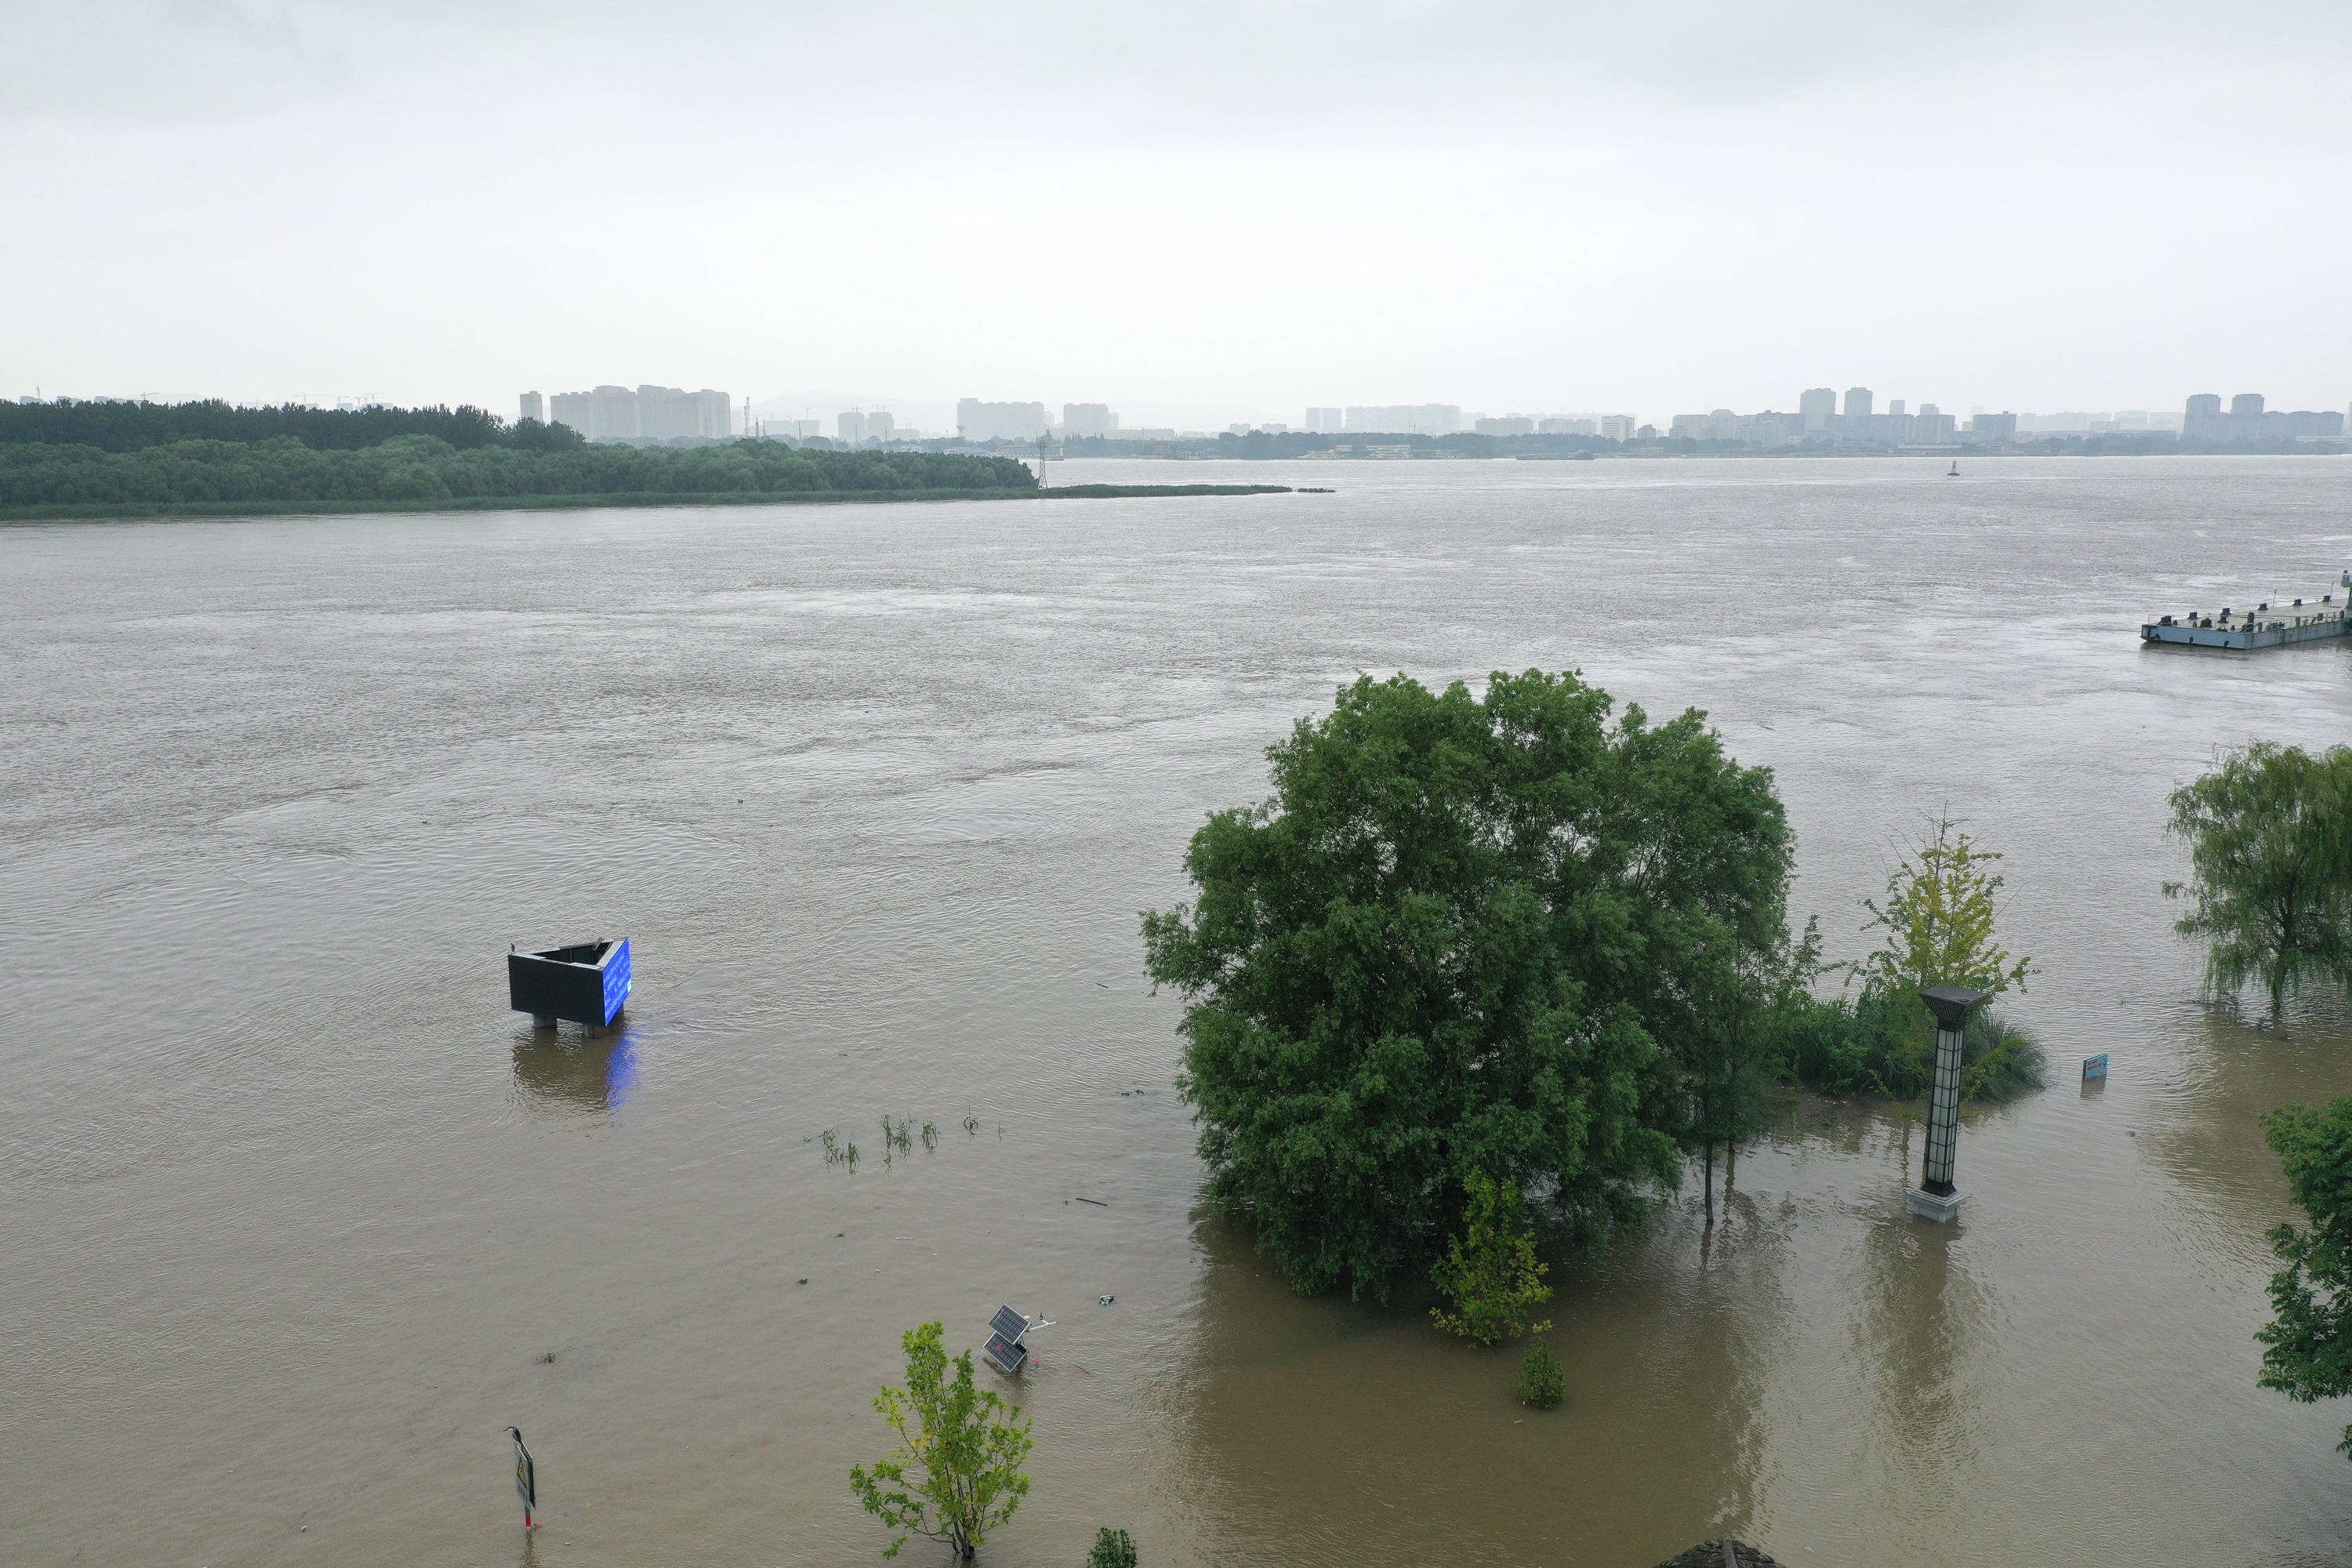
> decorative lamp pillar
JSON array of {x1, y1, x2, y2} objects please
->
[{"x1": 1909, "y1": 983, "x2": 1990, "y2": 1222}]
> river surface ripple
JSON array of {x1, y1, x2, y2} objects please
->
[{"x1": 8, "y1": 456, "x2": 2352, "y2": 1567}]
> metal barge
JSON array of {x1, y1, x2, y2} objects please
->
[{"x1": 2143, "y1": 573, "x2": 2352, "y2": 649}]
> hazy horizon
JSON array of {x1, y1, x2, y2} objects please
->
[{"x1": 6, "y1": 2, "x2": 2350, "y2": 419}]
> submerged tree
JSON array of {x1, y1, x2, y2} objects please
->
[
  {"x1": 1084, "y1": 1527, "x2": 1139, "y2": 1568},
  {"x1": 1430, "y1": 1168, "x2": 1554, "y2": 1345},
  {"x1": 1849, "y1": 815, "x2": 2035, "y2": 1094},
  {"x1": 1672, "y1": 917, "x2": 1820, "y2": 1221},
  {"x1": 1142, "y1": 670, "x2": 1793, "y2": 1299},
  {"x1": 2167, "y1": 742, "x2": 2352, "y2": 1017},
  {"x1": 2258, "y1": 1100, "x2": 2352, "y2": 1457},
  {"x1": 850, "y1": 1322, "x2": 1033, "y2": 1560}
]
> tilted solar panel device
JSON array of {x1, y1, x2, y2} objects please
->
[
  {"x1": 983, "y1": 1305, "x2": 1031, "y2": 1374},
  {"x1": 508, "y1": 938, "x2": 632, "y2": 1028}
]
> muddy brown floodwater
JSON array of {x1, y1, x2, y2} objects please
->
[{"x1": 9, "y1": 456, "x2": 2352, "y2": 1567}]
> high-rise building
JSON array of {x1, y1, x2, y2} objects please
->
[
  {"x1": 519, "y1": 391, "x2": 544, "y2": 424},
  {"x1": 1474, "y1": 416, "x2": 1535, "y2": 437},
  {"x1": 695, "y1": 389, "x2": 732, "y2": 440},
  {"x1": 2230, "y1": 392, "x2": 2266, "y2": 417},
  {"x1": 1887, "y1": 399, "x2": 1907, "y2": 419},
  {"x1": 837, "y1": 411, "x2": 868, "y2": 443},
  {"x1": 1798, "y1": 387, "x2": 1837, "y2": 433},
  {"x1": 1844, "y1": 387, "x2": 1873, "y2": 419},
  {"x1": 1063, "y1": 403, "x2": 1116, "y2": 438},
  {"x1": 956, "y1": 399, "x2": 1049, "y2": 442},
  {"x1": 1966, "y1": 412, "x2": 2018, "y2": 441},
  {"x1": 1537, "y1": 417, "x2": 1596, "y2": 436},
  {"x1": 636, "y1": 385, "x2": 695, "y2": 440},
  {"x1": 1599, "y1": 415, "x2": 1637, "y2": 441},
  {"x1": 550, "y1": 390, "x2": 593, "y2": 435},
  {"x1": 868, "y1": 411, "x2": 895, "y2": 442},
  {"x1": 1343, "y1": 404, "x2": 1461, "y2": 436},
  {"x1": 590, "y1": 385, "x2": 639, "y2": 439},
  {"x1": 1304, "y1": 407, "x2": 1344, "y2": 434}
]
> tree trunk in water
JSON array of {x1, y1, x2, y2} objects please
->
[{"x1": 1703, "y1": 1140, "x2": 1715, "y2": 1225}]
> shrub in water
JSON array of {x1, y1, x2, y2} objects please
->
[
  {"x1": 1517, "y1": 1341, "x2": 1566, "y2": 1410},
  {"x1": 1086, "y1": 1526, "x2": 1138, "y2": 1568}
]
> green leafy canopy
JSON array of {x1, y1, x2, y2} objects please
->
[
  {"x1": 1142, "y1": 670, "x2": 1794, "y2": 1300},
  {"x1": 2259, "y1": 1101, "x2": 2352, "y2": 1457},
  {"x1": 849, "y1": 1322, "x2": 1033, "y2": 1560}
]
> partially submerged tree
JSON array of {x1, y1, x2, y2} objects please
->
[
  {"x1": 1849, "y1": 815, "x2": 2036, "y2": 1093},
  {"x1": 1143, "y1": 670, "x2": 1793, "y2": 1299},
  {"x1": 2167, "y1": 742, "x2": 2352, "y2": 1017},
  {"x1": 1430, "y1": 1168, "x2": 1554, "y2": 1345},
  {"x1": 2258, "y1": 1100, "x2": 2352, "y2": 1457},
  {"x1": 851, "y1": 1322, "x2": 1033, "y2": 1560},
  {"x1": 1085, "y1": 1527, "x2": 1139, "y2": 1568}
]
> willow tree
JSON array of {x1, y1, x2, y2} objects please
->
[
  {"x1": 2166, "y1": 742, "x2": 2352, "y2": 1017},
  {"x1": 1142, "y1": 670, "x2": 1793, "y2": 1300}
]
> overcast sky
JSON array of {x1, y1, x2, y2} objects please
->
[{"x1": 5, "y1": 1, "x2": 2349, "y2": 423}]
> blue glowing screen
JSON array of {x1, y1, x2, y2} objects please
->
[{"x1": 601, "y1": 938, "x2": 633, "y2": 1025}]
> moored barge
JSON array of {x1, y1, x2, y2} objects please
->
[{"x1": 2143, "y1": 573, "x2": 2352, "y2": 649}]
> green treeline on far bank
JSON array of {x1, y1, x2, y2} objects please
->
[{"x1": 0, "y1": 398, "x2": 1044, "y2": 517}]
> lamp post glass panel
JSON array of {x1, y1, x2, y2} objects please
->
[{"x1": 1912, "y1": 984, "x2": 1989, "y2": 1221}]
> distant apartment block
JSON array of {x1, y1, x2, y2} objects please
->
[
  {"x1": 1062, "y1": 403, "x2": 1117, "y2": 438},
  {"x1": 1538, "y1": 418, "x2": 1597, "y2": 436},
  {"x1": 543, "y1": 383, "x2": 733, "y2": 441},
  {"x1": 1475, "y1": 416, "x2": 1535, "y2": 437},
  {"x1": 1599, "y1": 416, "x2": 1637, "y2": 441},
  {"x1": 1345, "y1": 404, "x2": 1461, "y2": 436},
  {"x1": 838, "y1": 411, "x2": 868, "y2": 443},
  {"x1": 1798, "y1": 387, "x2": 1837, "y2": 433},
  {"x1": 957, "y1": 399, "x2": 1049, "y2": 442},
  {"x1": 519, "y1": 391, "x2": 545, "y2": 424},
  {"x1": 2183, "y1": 392, "x2": 2344, "y2": 443},
  {"x1": 1304, "y1": 407, "x2": 1344, "y2": 434}
]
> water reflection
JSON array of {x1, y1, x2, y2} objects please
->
[
  {"x1": 510, "y1": 1025, "x2": 640, "y2": 1114},
  {"x1": 1847, "y1": 1205, "x2": 1996, "y2": 1488},
  {"x1": 2142, "y1": 995, "x2": 2352, "y2": 1262},
  {"x1": 1168, "y1": 1194, "x2": 1798, "y2": 1568}
]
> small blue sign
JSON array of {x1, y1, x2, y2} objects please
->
[{"x1": 2082, "y1": 1053, "x2": 2108, "y2": 1081}]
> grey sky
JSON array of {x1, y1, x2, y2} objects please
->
[{"x1": 5, "y1": 2, "x2": 2348, "y2": 420}]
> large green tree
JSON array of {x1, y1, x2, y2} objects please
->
[
  {"x1": 2167, "y1": 742, "x2": 2352, "y2": 1016},
  {"x1": 1141, "y1": 670, "x2": 1794, "y2": 1299},
  {"x1": 2259, "y1": 1100, "x2": 2352, "y2": 1456}
]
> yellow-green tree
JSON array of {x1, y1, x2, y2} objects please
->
[
  {"x1": 1854, "y1": 816, "x2": 2034, "y2": 1094},
  {"x1": 1431, "y1": 1169, "x2": 1554, "y2": 1345},
  {"x1": 850, "y1": 1322, "x2": 1033, "y2": 1560}
]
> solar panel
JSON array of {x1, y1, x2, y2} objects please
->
[
  {"x1": 989, "y1": 1305, "x2": 1029, "y2": 1345},
  {"x1": 982, "y1": 1334, "x2": 1028, "y2": 1375}
]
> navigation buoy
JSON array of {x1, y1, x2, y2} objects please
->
[{"x1": 507, "y1": 1426, "x2": 539, "y2": 1528}]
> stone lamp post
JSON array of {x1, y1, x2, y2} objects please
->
[{"x1": 1909, "y1": 984, "x2": 1991, "y2": 1222}]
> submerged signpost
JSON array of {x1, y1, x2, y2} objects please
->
[
  {"x1": 1910, "y1": 984, "x2": 1990, "y2": 1223},
  {"x1": 507, "y1": 938, "x2": 632, "y2": 1031}
]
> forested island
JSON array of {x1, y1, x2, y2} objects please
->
[{"x1": 0, "y1": 398, "x2": 1286, "y2": 518}]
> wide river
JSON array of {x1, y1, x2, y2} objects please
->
[{"x1": 9, "y1": 456, "x2": 2352, "y2": 1568}]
